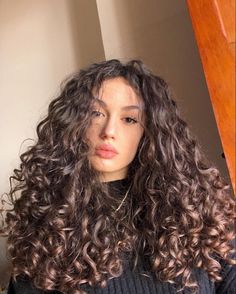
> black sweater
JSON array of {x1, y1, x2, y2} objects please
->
[{"x1": 7, "y1": 178, "x2": 236, "y2": 294}]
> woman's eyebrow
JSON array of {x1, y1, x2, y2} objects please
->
[{"x1": 94, "y1": 98, "x2": 142, "y2": 111}]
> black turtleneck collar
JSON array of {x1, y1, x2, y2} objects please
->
[{"x1": 106, "y1": 177, "x2": 131, "y2": 197}]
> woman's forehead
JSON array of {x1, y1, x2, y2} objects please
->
[
  {"x1": 92, "y1": 77, "x2": 144, "y2": 108},
  {"x1": 92, "y1": 97, "x2": 143, "y2": 111}
]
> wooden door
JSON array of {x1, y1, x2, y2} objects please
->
[{"x1": 187, "y1": 0, "x2": 235, "y2": 193}]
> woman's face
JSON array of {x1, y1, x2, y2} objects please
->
[{"x1": 86, "y1": 77, "x2": 144, "y2": 182}]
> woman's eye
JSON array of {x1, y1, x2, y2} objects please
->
[
  {"x1": 124, "y1": 117, "x2": 138, "y2": 124},
  {"x1": 91, "y1": 110, "x2": 104, "y2": 117}
]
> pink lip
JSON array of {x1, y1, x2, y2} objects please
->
[{"x1": 95, "y1": 144, "x2": 118, "y2": 159}]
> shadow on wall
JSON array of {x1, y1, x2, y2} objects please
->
[
  {"x1": 102, "y1": 0, "x2": 230, "y2": 180},
  {"x1": 65, "y1": 0, "x2": 105, "y2": 69}
]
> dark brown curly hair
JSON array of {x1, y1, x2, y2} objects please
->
[{"x1": 1, "y1": 59, "x2": 235, "y2": 294}]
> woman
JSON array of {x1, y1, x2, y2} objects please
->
[{"x1": 1, "y1": 59, "x2": 235, "y2": 294}]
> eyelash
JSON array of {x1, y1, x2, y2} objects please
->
[
  {"x1": 91, "y1": 111, "x2": 138, "y2": 124},
  {"x1": 124, "y1": 117, "x2": 138, "y2": 124}
]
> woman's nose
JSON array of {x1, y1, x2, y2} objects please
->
[{"x1": 100, "y1": 117, "x2": 117, "y2": 140}]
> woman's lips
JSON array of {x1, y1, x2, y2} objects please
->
[
  {"x1": 95, "y1": 149, "x2": 117, "y2": 159},
  {"x1": 95, "y1": 144, "x2": 118, "y2": 159}
]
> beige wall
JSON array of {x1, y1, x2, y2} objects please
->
[
  {"x1": 0, "y1": 0, "x2": 230, "y2": 288},
  {"x1": 0, "y1": 0, "x2": 104, "y2": 286}
]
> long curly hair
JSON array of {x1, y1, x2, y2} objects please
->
[{"x1": 1, "y1": 59, "x2": 235, "y2": 294}]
